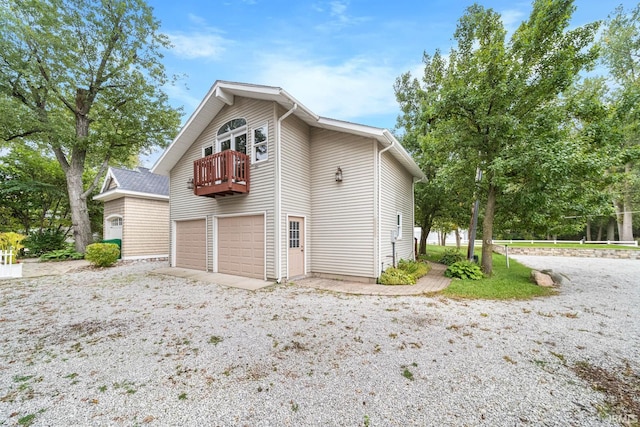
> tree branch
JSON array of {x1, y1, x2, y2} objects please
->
[{"x1": 82, "y1": 155, "x2": 110, "y2": 199}]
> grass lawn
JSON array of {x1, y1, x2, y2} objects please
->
[{"x1": 421, "y1": 244, "x2": 557, "y2": 300}]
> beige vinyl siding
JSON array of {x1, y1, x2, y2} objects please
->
[
  {"x1": 122, "y1": 198, "x2": 169, "y2": 258},
  {"x1": 380, "y1": 149, "x2": 415, "y2": 270},
  {"x1": 280, "y1": 113, "x2": 312, "y2": 278},
  {"x1": 309, "y1": 128, "x2": 376, "y2": 279},
  {"x1": 169, "y1": 97, "x2": 277, "y2": 277},
  {"x1": 104, "y1": 198, "x2": 124, "y2": 221}
]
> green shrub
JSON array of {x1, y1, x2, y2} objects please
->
[
  {"x1": 380, "y1": 267, "x2": 417, "y2": 285},
  {"x1": 40, "y1": 247, "x2": 84, "y2": 261},
  {"x1": 438, "y1": 249, "x2": 465, "y2": 266},
  {"x1": 24, "y1": 229, "x2": 67, "y2": 256},
  {"x1": 397, "y1": 259, "x2": 431, "y2": 279},
  {"x1": 84, "y1": 243, "x2": 120, "y2": 267},
  {"x1": 445, "y1": 261, "x2": 484, "y2": 280},
  {"x1": 0, "y1": 232, "x2": 26, "y2": 263}
]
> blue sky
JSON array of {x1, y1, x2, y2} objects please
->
[{"x1": 142, "y1": 0, "x2": 636, "y2": 165}]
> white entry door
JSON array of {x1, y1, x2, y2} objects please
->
[
  {"x1": 288, "y1": 217, "x2": 305, "y2": 278},
  {"x1": 106, "y1": 216, "x2": 123, "y2": 240}
]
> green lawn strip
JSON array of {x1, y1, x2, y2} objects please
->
[
  {"x1": 495, "y1": 242, "x2": 640, "y2": 250},
  {"x1": 422, "y1": 244, "x2": 556, "y2": 300}
]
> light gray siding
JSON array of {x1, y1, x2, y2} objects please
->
[
  {"x1": 309, "y1": 128, "x2": 376, "y2": 279},
  {"x1": 169, "y1": 97, "x2": 278, "y2": 278},
  {"x1": 380, "y1": 149, "x2": 415, "y2": 270},
  {"x1": 280, "y1": 113, "x2": 312, "y2": 278}
]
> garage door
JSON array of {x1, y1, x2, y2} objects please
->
[
  {"x1": 218, "y1": 215, "x2": 264, "y2": 279},
  {"x1": 175, "y1": 219, "x2": 206, "y2": 270}
]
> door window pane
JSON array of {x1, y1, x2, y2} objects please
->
[
  {"x1": 289, "y1": 221, "x2": 300, "y2": 248},
  {"x1": 235, "y1": 134, "x2": 247, "y2": 154}
]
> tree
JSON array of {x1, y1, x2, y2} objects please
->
[
  {"x1": 0, "y1": 144, "x2": 71, "y2": 235},
  {"x1": 600, "y1": 4, "x2": 640, "y2": 242},
  {"x1": 395, "y1": 59, "x2": 473, "y2": 256},
  {"x1": 0, "y1": 0, "x2": 181, "y2": 253},
  {"x1": 395, "y1": 0, "x2": 599, "y2": 274}
]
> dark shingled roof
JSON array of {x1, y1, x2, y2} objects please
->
[{"x1": 109, "y1": 167, "x2": 169, "y2": 196}]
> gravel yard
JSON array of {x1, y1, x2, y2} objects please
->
[{"x1": 1, "y1": 256, "x2": 638, "y2": 426}]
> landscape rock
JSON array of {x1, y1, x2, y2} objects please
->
[
  {"x1": 531, "y1": 270, "x2": 555, "y2": 287},
  {"x1": 541, "y1": 269, "x2": 570, "y2": 286}
]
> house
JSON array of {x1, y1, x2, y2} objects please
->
[
  {"x1": 151, "y1": 81, "x2": 425, "y2": 283},
  {"x1": 93, "y1": 166, "x2": 169, "y2": 260}
]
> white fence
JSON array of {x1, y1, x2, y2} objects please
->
[
  {"x1": 0, "y1": 250, "x2": 23, "y2": 279},
  {"x1": 491, "y1": 239, "x2": 638, "y2": 247}
]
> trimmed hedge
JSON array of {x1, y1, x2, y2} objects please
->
[{"x1": 85, "y1": 243, "x2": 120, "y2": 267}]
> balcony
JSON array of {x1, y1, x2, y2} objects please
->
[{"x1": 193, "y1": 150, "x2": 250, "y2": 197}]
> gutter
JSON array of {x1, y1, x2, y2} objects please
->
[
  {"x1": 377, "y1": 137, "x2": 395, "y2": 277},
  {"x1": 276, "y1": 103, "x2": 298, "y2": 283}
]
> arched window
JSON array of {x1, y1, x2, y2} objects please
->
[{"x1": 215, "y1": 118, "x2": 247, "y2": 154}]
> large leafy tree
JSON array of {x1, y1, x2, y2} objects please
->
[
  {"x1": 396, "y1": 0, "x2": 599, "y2": 274},
  {"x1": 600, "y1": 4, "x2": 640, "y2": 242},
  {"x1": 0, "y1": 145, "x2": 70, "y2": 234},
  {"x1": 0, "y1": 0, "x2": 181, "y2": 253}
]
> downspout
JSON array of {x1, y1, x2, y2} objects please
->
[
  {"x1": 276, "y1": 103, "x2": 297, "y2": 283},
  {"x1": 412, "y1": 178, "x2": 416, "y2": 261},
  {"x1": 377, "y1": 135, "x2": 395, "y2": 277}
]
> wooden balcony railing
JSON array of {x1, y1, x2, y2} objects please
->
[{"x1": 193, "y1": 150, "x2": 250, "y2": 197}]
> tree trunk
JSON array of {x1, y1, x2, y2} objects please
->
[
  {"x1": 620, "y1": 162, "x2": 634, "y2": 241},
  {"x1": 586, "y1": 220, "x2": 591, "y2": 241},
  {"x1": 481, "y1": 184, "x2": 497, "y2": 275},
  {"x1": 607, "y1": 217, "x2": 616, "y2": 241},
  {"x1": 66, "y1": 165, "x2": 93, "y2": 253},
  {"x1": 596, "y1": 224, "x2": 602, "y2": 241},
  {"x1": 419, "y1": 219, "x2": 432, "y2": 255},
  {"x1": 614, "y1": 200, "x2": 624, "y2": 241},
  {"x1": 455, "y1": 229, "x2": 461, "y2": 249}
]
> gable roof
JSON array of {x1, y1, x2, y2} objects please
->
[
  {"x1": 151, "y1": 81, "x2": 425, "y2": 180},
  {"x1": 93, "y1": 166, "x2": 169, "y2": 202}
]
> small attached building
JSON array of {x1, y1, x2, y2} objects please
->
[
  {"x1": 94, "y1": 166, "x2": 169, "y2": 260},
  {"x1": 152, "y1": 81, "x2": 425, "y2": 283}
]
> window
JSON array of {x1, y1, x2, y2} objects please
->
[
  {"x1": 253, "y1": 124, "x2": 268, "y2": 162},
  {"x1": 396, "y1": 212, "x2": 402, "y2": 240},
  {"x1": 111, "y1": 217, "x2": 123, "y2": 227},
  {"x1": 289, "y1": 220, "x2": 300, "y2": 248},
  {"x1": 203, "y1": 118, "x2": 248, "y2": 156}
]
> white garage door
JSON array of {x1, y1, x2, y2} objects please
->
[
  {"x1": 218, "y1": 215, "x2": 264, "y2": 279},
  {"x1": 175, "y1": 219, "x2": 206, "y2": 271}
]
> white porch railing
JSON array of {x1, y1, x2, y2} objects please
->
[{"x1": 0, "y1": 250, "x2": 23, "y2": 279}]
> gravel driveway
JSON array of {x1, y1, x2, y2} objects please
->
[{"x1": 1, "y1": 257, "x2": 638, "y2": 426}]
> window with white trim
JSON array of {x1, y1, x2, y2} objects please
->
[
  {"x1": 396, "y1": 212, "x2": 402, "y2": 240},
  {"x1": 253, "y1": 124, "x2": 268, "y2": 162},
  {"x1": 111, "y1": 217, "x2": 123, "y2": 227},
  {"x1": 203, "y1": 118, "x2": 247, "y2": 156}
]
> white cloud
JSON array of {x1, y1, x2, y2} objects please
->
[
  {"x1": 164, "y1": 14, "x2": 231, "y2": 60},
  {"x1": 163, "y1": 83, "x2": 202, "y2": 114},
  {"x1": 167, "y1": 33, "x2": 228, "y2": 60},
  {"x1": 500, "y1": 8, "x2": 526, "y2": 36},
  {"x1": 254, "y1": 55, "x2": 402, "y2": 120},
  {"x1": 314, "y1": 0, "x2": 370, "y2": 31}
]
